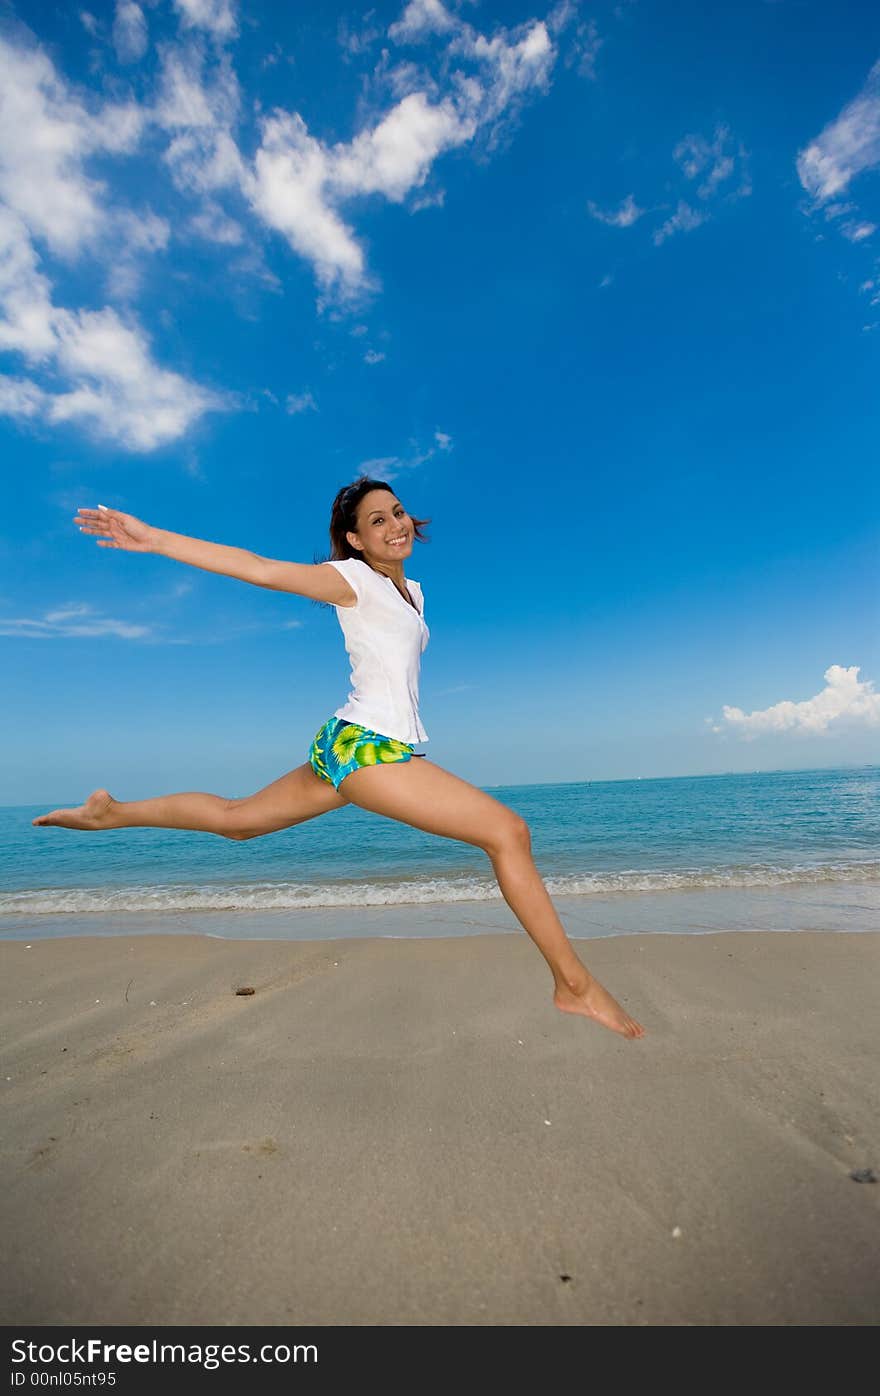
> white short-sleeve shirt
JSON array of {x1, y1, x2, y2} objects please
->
[{"x1": 323, "y1": 558, "x2": 430, "y2": 745}]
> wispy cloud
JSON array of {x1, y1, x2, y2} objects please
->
[
  {"x1": 0, "y1": 602, "x2": 152, "y2": 639},
  {"x1": 710, "y1": 665, "x2": 880, "y2": 738},
  {"x1": 0, "y1": 33, "x2": 227, "y2": 450},
  {"x1": 673, "y1": 126, "x2": 750, "y2": 200},
  {"x1": 796, "y1": 60, "x2": 880, "y2": 266},
  {"x1": 112, "y1": 3, "x2": 149, "y2": 65},
  {"x1": 590, "y1": 124, "x2": 749, "y2": 248},
  {"x1": 245, "y1": 2, "x2": 560, "y2": 299},
  {"x1": 0, "y1": 246, "x2": 230, "y2": 451},
  {"x1": 587, "y1": 193, "x2": 643, "y2": 228},
  {"x1": 653, "y1": 124, "x2": 750, "y2": 244},
  {"x1": 285, "y1": 389, "x2": 317, "y2": 414},
  {"x1": 0, "y1": 1, "x2": 571, "y2": 456},
  {"x1": 797, "y1": 60, "x2": 880, "y2": 204},
  {"x1": 338, "y1": 14, "x2": 384, "y2": 61},
  {"x1": 841, "y1": 219, "x2": 877, "y2": 242},
  {"x1": 550, "y1": 3, "x2": 603, "y2": 81},
  {"x1": 173, "y1": 0, "x2": 238, "y2": 42},
  {"x1": 360, "y1": 455, "x2": 400, "y2": 475},
  {"x1": 360, "y1": 428, "x2": 453, "y2": 480},
  {"x1": 652, "y1": 200, "x2": 707, "y2": 246}
]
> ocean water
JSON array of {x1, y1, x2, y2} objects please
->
[{"x1": 0, "y1": 766, "x2": 877, "y2": 929}]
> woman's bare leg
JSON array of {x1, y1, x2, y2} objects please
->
[
  {"x1": 339, "y1": 757, "x2": 645, "y2": 1040},
  {"x1": 32, "y1": 763, "x2": 346, "y2": 838}
]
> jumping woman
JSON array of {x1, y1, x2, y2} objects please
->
[{"x1": 33, "y1": 476, "x2": 645, "y2": 1040}]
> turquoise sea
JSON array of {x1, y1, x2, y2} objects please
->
[{"x1": 0, "y1": 766, "x2": 877, "y2": 937}]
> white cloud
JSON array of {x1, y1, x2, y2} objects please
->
[
  {"x1": 173, "y1": 0, "x2": 238, "y2": 41},
  {"x1": 389, "y1": 0, "x2": 457, "y2": 42},
  {"x1": 0, "y1": 301, "x2": 226, "y2": 453},
  {"x1": 552, "y1": 5, "x2": 603, "y2": 81},
  {"x1": 0, "y1": 30, "x2": 169, "y2": 305},
  {"x1": 360, "y1": 429, "x2": 452, "y2": 480},
  {"x1": 338, "y1": 15, "x2": 384, "y2": 60},
  {"x1": 0, "y1": 210, "x2": 57, "y2": 360},
  {"x1": 0, "y1": 34, "x2": 144, "y2": 256},
  {"x1": 0, "y1": 5, "x2": 571, "y2": 454},
  {"x1": 633, "y1": 125, "x2": 751, "y2": 247},
  {"x1": 587, "y1": 193, "x2": 643, "y2": 227},
  {"x1": 360, "y1": 455, "x2": 400, "y2": 473},
  {"x1": 248, "y1": 93, "x2": 476, "y2": 297},
  {"x1": 285, "y1": 390, "x2": 317, "y2": 414},
  {"x1": 247, "y1": 5, "x2": 557, "y2": 297},
  {"x1": 155, "y1": 41, "x2": 244, "y2": 194},
  {"x1": 0, "y1": 34, "x2": 225, "y2": 453},
  {"x1": 0, "y1": 375, "x2": 46, "y2": 419},
  {"x1": 673, "y1": 124, "x2": 751, "y2": 204},
  {"x1": 448, "y1": 18, "x2": 555, "y2": 132},
  {"x1": 823, "y1": 199, "x2": 857, "y2": 221},
  {"x1": 797, "y1": 65, "x2": 880, "y2": 266},
  {"x1": 592, "y1": 126, "x2": 748, "y2": 248},
  {"x1": 105, "y1": 209, "x2": 171, "y2": 298},
  {"x1": 113, "y1": 2, "x2": 148, "y2": 64},
  {"x1": 364, "y1": 348, "x2": 386, "y2": 363},
  {"x1": 188, "y1": 201, "x2": 245, "y2": 244},
  {"x1": 712, "y1": 665, "x2": 880, "y2": 738},
  {"x1": 250, "y1": 112, "x2": 368, "y2": 296},
  {"x1": 574, "y1": 20, "x2": 602, "y2": 80},
  {"x1": 652, "y1": 200, "x2": 707, "y2": 246},
  {"x1": 410, "y1": 186, "x2": 445, "y2": 210},
  {"x1": 0, "y1": 198, "x2": 221, "y2": 451},
  {"x1": 0, "y1": 602, "x2": 152, "y2": 640},
  {"x1": 50, "y1": 307, "x2": 225, "y2": 450},
  {"x1": 797, "y1": 59, "x2": 880, "y2": 203},
  {"x1": 841, "y1": 220, "x2": 876, "y2": 242},
  {"x1": 334, "y1": 91, "x2": 475, "y2": 202}
]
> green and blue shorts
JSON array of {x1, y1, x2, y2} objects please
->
[{"x1": 308, "y1": 716, "x2": 416, "y2": 792}]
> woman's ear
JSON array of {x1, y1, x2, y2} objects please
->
[{"x1": 345, "y1": 530, "x2": 363, "y2": 553}]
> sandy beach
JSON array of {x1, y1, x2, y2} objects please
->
[{"x1": 2, "y1": 924, "x2": 879, "y2": 1326}]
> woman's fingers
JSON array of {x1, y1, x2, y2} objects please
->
[
  {"x1": 74, "y1": 505, "x2": 147, "y2": 551},
  {"x1": 74, "y1": 508, "x2": 119, "y2": 539}
]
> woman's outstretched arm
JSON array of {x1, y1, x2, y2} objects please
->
[{"x1": 74, "y1": 506, "x2": 355, "y2": 605}]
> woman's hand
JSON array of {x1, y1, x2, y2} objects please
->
[{"x1": 75, "y1": 506, "x2": 156, "y2": 553}]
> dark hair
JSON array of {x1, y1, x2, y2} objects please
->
[{"x1": 327, "y1": 475, "x2": 431, "y2": 561}]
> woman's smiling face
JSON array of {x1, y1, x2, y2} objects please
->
[{"x1": 349, "y1": 489, "x2": 413, "y2": 565}]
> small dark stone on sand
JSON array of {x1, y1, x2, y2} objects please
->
[
  {"x1": 559, "y1": 1274, "x2": 572, "y2": 1284},
  {"x1": 235, "y1": 987, "x2": 256, "y2": 996},
  {"x1": 849, "y1": 1168, "x2": 877, "y2": 1184}
]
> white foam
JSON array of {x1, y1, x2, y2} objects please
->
[{"x1": 2, "y1": 861, "x2": 878, "y2": 915}]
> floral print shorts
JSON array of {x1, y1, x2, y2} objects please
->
[{"x1": 308, "y1": 716, "x2": 416, "y2": 791}]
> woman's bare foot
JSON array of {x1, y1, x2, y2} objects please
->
[
  {"x1": 554, "y1": 973, "x2": 646, "y2": 1039},
  {"x1": 32, "y1": 788, "x2": 116, "y2": 831}
]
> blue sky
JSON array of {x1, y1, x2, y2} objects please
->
[{"x1": 1, "y1": 0, "x2": 878, "y2": 803}]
